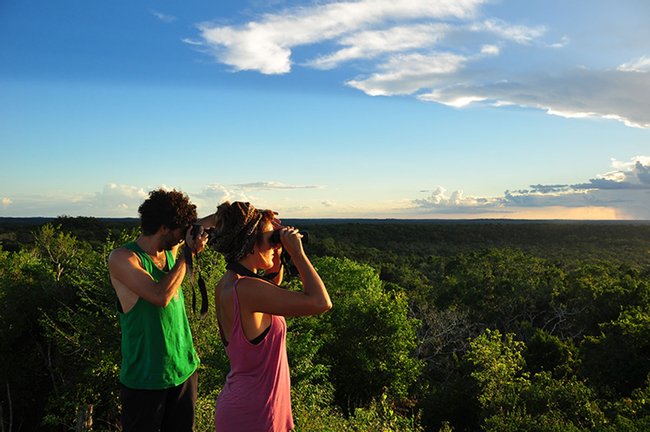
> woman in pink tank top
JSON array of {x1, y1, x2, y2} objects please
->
[{"x1": 209, "y1": 201, "x2": 332, "y2": 432}]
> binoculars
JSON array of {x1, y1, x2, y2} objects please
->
[{"x1": 269, "y1": 229, "x2": 309, "y2": 245}]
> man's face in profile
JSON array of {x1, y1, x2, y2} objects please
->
[{"x1": 163, "y1": 226, "x2": 185, "y2": 250}]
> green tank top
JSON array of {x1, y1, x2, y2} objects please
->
[{"x1": 118, "y1": 241, "x2": 199, "y2": 389}]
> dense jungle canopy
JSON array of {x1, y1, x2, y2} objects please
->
[{"x1": 2, "y1": 217, "x2": 650, "y2": 431}]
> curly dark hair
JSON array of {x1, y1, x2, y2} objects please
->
[
  {"x1": 210, "y1": 201, "x2": 275, "y2": 263},
  {"x1": 138, "y1": 189, "x2": 197, "y2": 235}
]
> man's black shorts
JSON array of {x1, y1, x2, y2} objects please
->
[{"x1": 120, "y1": 370, "x2": 198, "y2": 432}]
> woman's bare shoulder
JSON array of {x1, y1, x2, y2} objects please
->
[
  {"x1": 216, "y1": 272, "x2": 239, "y2": 293},
  {"x1": 234, "y1": 275, "x2": 278, "y2": 293}
]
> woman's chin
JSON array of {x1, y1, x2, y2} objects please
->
[{"x1": 258, "y1": 259, "x2": 273, "y2": 271}]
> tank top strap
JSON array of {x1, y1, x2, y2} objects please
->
[
  {"x1": 232, "y1": 277, "x2": 242, "y2": 313},
  {"x1": 229, "y1": 277, "x2": 245, "y2": 341}
]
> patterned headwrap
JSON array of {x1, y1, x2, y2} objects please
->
[{"x1": 210, "y1": 203, "x2": 264, "y2": 263}]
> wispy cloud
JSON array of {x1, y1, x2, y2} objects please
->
[
  {"x1": 232, "y1": 181, "x2": 321, "y2": 190},
  {"x1": 1, "y1": 197, "x2": 12, "y2": 207},
  {"x1": 417, "y1": 67, "x2": 650, "y2": 128},
  {"x1": 182, "y1": 38, "x2": 204, "y2": 47},
  {"x1": 307, "y1": 23, "x2": 449, "y2": 70},
  {"x1": 191, "y1": 182, "x2": 323, "y2": 215},
  {"x1": 348, "y1": 52, "x2": 469, "y2": 96},
  {"x1": 467, "y1": 18, "x2": 546, "y2": 44},
  {"x1": 196, "y1": 0, "x2": 487, "y2": 74},
  {"x1": 413, "y1": 156, "x2": 650, "y2": 219},
  {"x1": 193, "y1": 1, "x2": 649, "y2": 128},
  {"x1": 618, "y1": 56, "x2": 650, "y2": 73},
  {"x1": 151, "y1": 10, "x2": 176, "y2": 23}
]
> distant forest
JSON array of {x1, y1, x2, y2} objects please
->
[
  {"x1": 2, "y1": 216, "x2": 650, "y2": 431},
  {"x1": 3, "y1": 216, "x2": 650, "y2": 264}
]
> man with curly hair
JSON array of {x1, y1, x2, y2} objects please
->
[{"x1": 108, "y1": 188, "x2": 213, "y2": 431}]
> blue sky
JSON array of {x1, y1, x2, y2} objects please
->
[{"x1": 1, "y1": 0, "x2": 649, "y2": 219}]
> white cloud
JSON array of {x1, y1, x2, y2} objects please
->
[
  {"x1": 547, "y1": 36, "x2": 570, "y2": 49},
  {"x1": 412, "y1": 156, "x2": 650, "y2": 219},
  {"x1": 415, "y1": 186, "x2": 502, "y2": 211},
  {"x1": 190, "y1": 184, "x2": 252, "y2": 215},
  {"x1": 307, "y1": 24, "x2": 449, "y2": 69},
  {"x1": 468, "y1": 18, "x2": 546, "y2": 44},
  {"x1": 618, "y1": 56, "x2": 650, "y2": 73},
  {"x1": 190, "y1": 182, "x2": 323, "y2": 216},
  {"x1": 196, "y1": 0, "x2": 487, "y2": 74},
  {"x1": 612, "y1": 155, "x2": 650, "y2": 171},
  {"x1": 232, "y1": 181, "x2": 321, "y2": 190},
  {"x1": 1, "y1": 181, "x2": 324, "y2": 218},
  {"x1": 0, "y1": 184, "x2": 174, "y2": 217},
  {"x1": 573, "y1": 156, "x2": 650, "y2": 190},
  {"x1": 419, "y1": 90, "x2": 486, "y2": 107},
  {"x1": 417, "y1": 68, "x2": 650, "y2": 128},
  {"x1": 480, "y1": 44, "x2": 500, "y2": 55},
  {"x1": 91, "y1": 184, "x2": 149, "y2": 215},
  {"x1": 151, "y1": 10, "x2": 176, "y2": 23},
  {"x1": 192, "y1": 2, "x2": 649, "y2": 128},
  {"x1": 101, "y1": 183, "x2": 148, "y2": 199},
  {"x1": 347, "y1": 52, "x2": 468, "y2": 96},
  {"x1": 182, "y1": 38, "x2": 204, "y2": 46},
  {"x1": 201, "y1": 184, "x2": 240, "y2": 200}
]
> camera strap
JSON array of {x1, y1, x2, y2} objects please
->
[
  {"x1": 226, "y1": 261, "x2": 281, "y2": 283},
  {"x1": 184, "y1": 245, "x2": 209, "y2": 318}
]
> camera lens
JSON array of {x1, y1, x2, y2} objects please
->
[{"x1": 191, "y1": 224, "x2": 204, "y2": 238}]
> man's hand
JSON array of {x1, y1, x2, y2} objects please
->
[{"x1": 186, "y1": 225, "x2": 208, "y2": 254}]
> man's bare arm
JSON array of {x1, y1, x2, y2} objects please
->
[{"x1": 109, "y1": 248, "x2": 188, "y2": 308}]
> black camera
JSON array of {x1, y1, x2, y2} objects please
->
[
  {"x1": 269, "y1": 229, "x2": 309, "y2": 245},
  {"x1": 190, "y1": 224, "x2": 204, "y2": 239}
]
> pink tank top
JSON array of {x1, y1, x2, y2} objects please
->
[{"x1": 214, "y1": 277, "x2": 294, "y2": 432}]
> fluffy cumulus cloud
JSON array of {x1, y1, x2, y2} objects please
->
[
  {"x1": 191, "y1": 0, "x2": 650, "y2": 128},
  {"x1": 191, "y1": 184, "x2": 251, "y2": 213},
  {"x1": 1, "y1": 197, "x2": 12, "y2": 207},
  {"x1": 92, "y1": 184, "x2": 148, "y2": 214},
  {"x1": 414, "y1": 186, "x2": 502, "y2": 212},
  {"x1": 413, "y1": 156, "x2": 650, "y2": 219}
]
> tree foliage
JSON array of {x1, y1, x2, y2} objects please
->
[
  {"x1": 2, "y1": 219, "x2": 650, "y2": 431},
  {"x1": 307, "y1": 257, "x2": 421, "y2": 409}
]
